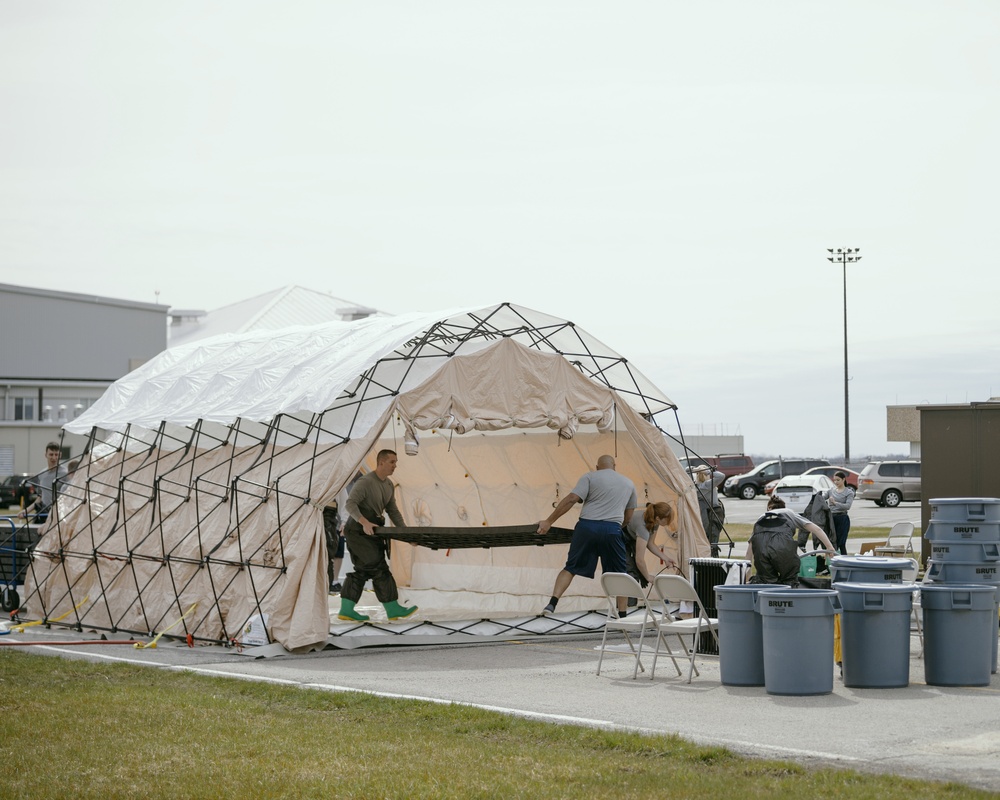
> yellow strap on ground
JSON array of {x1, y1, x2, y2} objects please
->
[
  {"x1": 134, "y1": 603, "x2": 198, "y2": 649},
  {"x1": 13, "y1": 596, "x2": 90, "y2": 633}
]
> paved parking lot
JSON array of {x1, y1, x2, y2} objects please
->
[{"x1": 720, "y1": 495, "x2": 922, "y2": 529}]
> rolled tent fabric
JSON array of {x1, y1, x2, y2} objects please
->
[{"x1": 396, "y1": 338, "x2": 615, "y2": 438}]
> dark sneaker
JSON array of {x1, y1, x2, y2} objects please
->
[
  {"x1": 542, "y1": 602, "x2": 556, "y2": 615},
  {"x1": 329, "y1": 582, "x2": 342, "y2": 594}
]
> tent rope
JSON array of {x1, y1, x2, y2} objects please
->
[{"x1": 613, "y1": 400, "x2": 618, "y2": 458}]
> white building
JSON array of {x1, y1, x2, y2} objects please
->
[
  {"x1": 0, "y1": 283, "x2": 385, "y2": 477},
  {"x1": 0, "y1": 283, "x2": 168, "y2": 474}
]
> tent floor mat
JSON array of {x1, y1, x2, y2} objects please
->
[{"x1": 324, "y1": 609, "x2": 608, "y2": 650}]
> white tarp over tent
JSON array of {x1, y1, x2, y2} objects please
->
[{"x1": 27, "y1": 303, "x2": 709, "y2": 650}]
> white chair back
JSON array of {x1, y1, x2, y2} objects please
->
[
  {"x1": 887, "y1": 521, "x2": 915, "y2": 546},
  {"x1": 652, "y1": 574, "x2": 702, "y2": 606},
  {"x1": 601, "y1": 572, "x2": 645, "y2": 602}
]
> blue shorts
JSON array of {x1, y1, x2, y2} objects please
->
[{"x1": 563, "y1": 519, "x2": 628, "y2": 579}]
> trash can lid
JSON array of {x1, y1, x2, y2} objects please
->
[
  {"x1": 920, "y1": 582, "x2": 997, "y2": 594},
  {"x1": 836, "y1": 582, "x2": 915, "y2": 611},
  {"x1": 830, "y1": 555, "x2": 912, "y2": 570},
  {"x1": 714, "y1": 583, "x2": 789, "y2": 593},
  {"x1": 920, "y1": 583, "x2": 997, "y2": 610},
  {"x1": 930, "y1": 497, "x2": 1000, "y2": 506},
  {"x1": 834, "y1": 582, "x2": 916, "y2": 594},
  {"x1": 757, "y1": 588, "x2": 840, "y2": 616}
]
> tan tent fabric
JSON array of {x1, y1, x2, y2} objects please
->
[{"x1": 368, "y1": 339, "x2": 710, "y2": 616}]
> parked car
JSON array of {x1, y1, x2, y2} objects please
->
[
  {"x1": 765, "y1": 466, "x2": 859, "y2": 496},
  {"x1": 771, "y1": 474, "x2": 834, "y2": 513},
  {"x1": 857, "y1": 460, "x2": 921, "y2": 507},
  {"x1": 712, "y1": 454, "x2": 755, "y2": 480},
  {"x1": 679, "y1": 454, "x2": 754, "y2": 480},
  {"x1": 801, "y1": 465, "x2": 860, "y2": 490},
  {"x1": 0, "y1": 474, "x2": 35, "y2": 508},
  {"x1": 723, "y1": 458, "x2": 831, "y2": 500}
]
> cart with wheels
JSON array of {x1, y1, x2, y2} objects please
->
[{"x1": 0, "y1": 517, "x2": 20, "y2": 611}]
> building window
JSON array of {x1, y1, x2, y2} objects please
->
[{"x1": 14, "y1": 398, "x2": 35, "y2": 421}]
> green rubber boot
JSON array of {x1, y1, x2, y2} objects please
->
[
  {"x1": 337, "y1": 598, "x2": 370, "y2": 622},
  {"x1": 383, "y1": 600, "x2": 418, "y2": 620}
]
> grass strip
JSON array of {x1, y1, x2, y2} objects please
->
[{"x1": 0, "y1": 650, "x2": 986, "y2": 800}]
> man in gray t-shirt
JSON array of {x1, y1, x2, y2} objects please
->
[{"x1": 537, "y1": 454, "x2": 638, "y2": 615}]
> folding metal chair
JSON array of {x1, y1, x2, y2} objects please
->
[
  {"x1": 596, "y1": 572, "x2": 661, "y2": 679},
  {"x1": 874, "y1": 521, "x2": 915, "y2": 556},
  {"x1": 900, "y1": 557, "x2": 925, "y2": 657},
  {"x1": 649, "y1": 573, "x2": 720, "y2": 683}
]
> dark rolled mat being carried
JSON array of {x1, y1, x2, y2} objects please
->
[{"x1": 375, "y1": 524, "x2": 575, "y2": 550}]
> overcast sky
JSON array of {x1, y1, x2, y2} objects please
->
[{"x1": 2, "y1": 2, "x2": 998, "y2": 461}]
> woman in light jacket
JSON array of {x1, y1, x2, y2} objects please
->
[{"x1": 825, "y1": 471, "x2": 855, "y2": 556}]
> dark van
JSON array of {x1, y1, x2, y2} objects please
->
[{"x1": 712, "y1": 454, "x2": 755, "y2": 480}]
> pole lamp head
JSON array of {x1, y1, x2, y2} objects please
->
[{"x1": 826, "y1": 247, "x2": 862, "y2": 264}]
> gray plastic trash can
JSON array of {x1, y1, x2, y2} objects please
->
[
  {"x1": 925, "y1": 567, "x2": 1000, "y2": 674},
  {"x1": 994, "y1": 590, "x2": 999, "y2": 676},
  {"x1": 921, "y1": 584, "x2": 995, "y2": 687},
  {"x1": 830, "y1": 556, "x2": 911, "y2": 584},
  {"x1": 836, "y1": 583, "x2": 913, "y2": 689},
  {"x1": 714, "y1": 584, "x2": 788, "y2": 687},
  {"x1": 925, "y1": 520, "x2": 1000, "y2": 543},
  {"x1": 930, "y1": 541, "x2": 1000, "y2": 562},
  {"x1": 929, "y1": 497, "x2": 1000, "y2": 524},
  {"x1": 758, "y1": 589, "x2": 841, "y2": 696},
  {"x1": 925, "y1": 560, "x2": 1000, "y2": 585}
]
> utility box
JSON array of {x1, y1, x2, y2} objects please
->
[{"x1": 918, "y1": 402, "x2": 1000, "y2": 564}]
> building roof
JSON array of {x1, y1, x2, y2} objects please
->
[
  {"x1": 0, "y1": 282, "x2": 167, "y2": 312},
  {"x1": 167, "y1": 285, "x2": 383, "y2": 348}
]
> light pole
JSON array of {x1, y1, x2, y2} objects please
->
[{"x1": 826, "y1": 248, "x2": 861, "y2": 463}]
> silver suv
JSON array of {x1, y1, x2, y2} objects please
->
[{"x1": 857, "y1": 460, "x2": 921, "y2": 507}]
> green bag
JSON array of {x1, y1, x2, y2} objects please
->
[{"x1": 798, "y1": 555, "x2": 818, "y2": 578}]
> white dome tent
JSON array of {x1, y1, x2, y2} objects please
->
[{"x1": 25, "y1": 303, "x2": 710, "y2": 651}]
